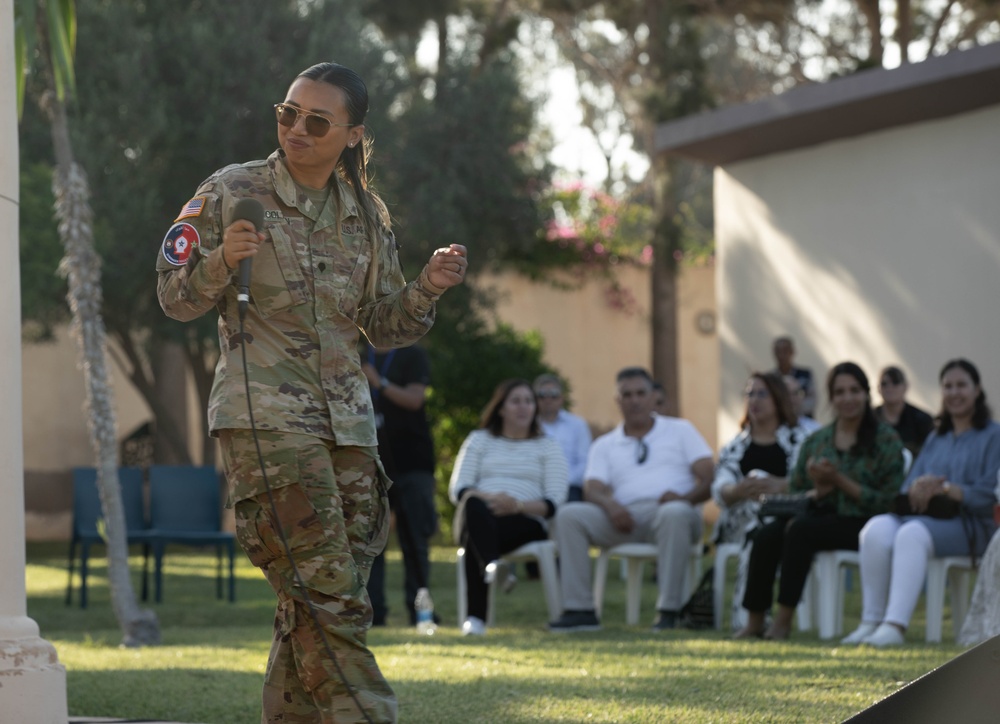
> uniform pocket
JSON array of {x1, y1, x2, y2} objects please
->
[
  {"x1": 362, "y1": 457, "x2": 392, "y2": 560},
  {"x1": 234, "y1": 484, "x2": 325, "y2": 572},
  {"x1": 250, "y1": 225, "x2": 307, "y2": 317}
]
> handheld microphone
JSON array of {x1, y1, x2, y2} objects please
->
[{"x1": 231, "y1": 198, "x2": 265, "y2": 321}]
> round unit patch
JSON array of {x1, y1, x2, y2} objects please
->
[{"x1": 161, "y1": 222, "x2": 200, "y2": 266}]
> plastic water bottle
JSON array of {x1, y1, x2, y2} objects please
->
[{"x1": 414, "y1": 587, "x2": 437, "y2": 635}]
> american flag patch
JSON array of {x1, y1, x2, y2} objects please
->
[{"x1": 174, "y1": 196, "x2": 206, "y2": 221}]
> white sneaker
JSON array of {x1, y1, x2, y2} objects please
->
[
  {"x1": 462, "y1": 616, "x2": 487, "y2": 636},
  {"x1": 484, "y1": 561, "x2": 499, "y2": 585},
  {"x1": 841, "y1": 622, "x2": 879, "y2": 645},
  {"x1": 863, "y1": 623, "x2": 905, "y2": 647}
]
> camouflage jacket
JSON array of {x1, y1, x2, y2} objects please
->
[{"x1": 157, "y1": 150, "x2": 439, "y2": 446}]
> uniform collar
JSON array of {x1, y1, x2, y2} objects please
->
[{"x1": 268, "y1": 150, "x2": 361, "y2": 222}]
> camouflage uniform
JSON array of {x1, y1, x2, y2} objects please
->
[
  {"x1": 158, "y1": 150, "x2": 440, "y2": 723},
  {"x1": 222, "y1": 430, "x2": 394, "y2": 724}
]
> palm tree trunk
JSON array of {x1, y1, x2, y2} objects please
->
[{"x1": 42, "y1": 90, "x2": 160, "y2": 647}]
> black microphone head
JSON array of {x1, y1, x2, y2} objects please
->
[{"x1": 232, "y1": 197, "x2": 265, "y2": 232}]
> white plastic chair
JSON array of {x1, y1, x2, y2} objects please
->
[
  {"x1": 924, "y1": 555, "x2": 974, "y2": 643},
  {"x1": 812, "y1": 550, "x2": 860, "y2": 639},
  {"x1": 455, "y1": 540, "x2": 561, "y2": 627},
  {"x1": 713, "y1": 542, "x2": 742, "y2": 630},
  {"x1": 810, "y1": 449, "x2": 915, "y2": 639},
  {"x1": 592, "y1": 542, "x2": 703, "y2": 625}
]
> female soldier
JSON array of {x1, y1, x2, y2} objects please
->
[{"x1": 157, "y1": 62, "x2": 466, "y2": 723}]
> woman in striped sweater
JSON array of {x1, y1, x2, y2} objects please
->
[{"x1": 449, "y1": 378, "x2": 570, "y2": 635}]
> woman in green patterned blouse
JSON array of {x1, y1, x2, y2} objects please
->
[{"x1": 734, "y1": 361, "x2": 905, "y2": 640}]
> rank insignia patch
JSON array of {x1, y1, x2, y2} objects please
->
[
  {"x1": 175, "y1": 196, "x2": 206, "y2": 221},
  {"x1": 161, "y1": 222, "x2": 200, "y2": 266}
]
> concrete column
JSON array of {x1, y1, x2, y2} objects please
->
[{"x1": 0, "y1": 1, "x2": 69, "y2": 720}]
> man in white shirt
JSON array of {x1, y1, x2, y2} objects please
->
[
  {"x1": 548, "y1": 367, "x2": 714, "y2": 632},
  {"x1": 534, "y1": 374, "x2": 592, "y2": 502}
]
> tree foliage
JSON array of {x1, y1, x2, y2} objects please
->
[
  {"x1": 18, "y1": 162, "x2": 67, "y2": 340},
  {"x1": 18, "y1": 0, "x2": 564, "y2": 474}
]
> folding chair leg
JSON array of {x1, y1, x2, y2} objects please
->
[
  {"x1": 228, "y1": 543, "x2": 236, "y2": 603},
  {"x1": 535, "y1": 544, "x2": 562, "y2": 622},
  {"x1": 713, "y1": 557, "x2": 727, "y2": 631},
  {"x1": 952, "y1": 570, "x2": 972, "y2": 633},
  {"x1": 216, "y1": 546, "x2": 223, "y2": 600},
  {"x1": 79, "y1": 542, "x2": 91, "y2": 610},
  {"x1": 154, "y1": 545, "x2": 165, "y2": 604},
  {"x1": 625, "y1": 559, "x2": 645, "y2": 626},
  {"x1": 66, "y1": 540, "x2": 77, "y2": 606},
  {"x1": 456, "y1": 547, "x2": 468, "y2": 626},
  {"x1": 486, "y1": 566, "x2": 499, "y2": 627},
  {"x1": 141, "y1": 543, "x2": 150, "y2": 602},
  {"x1": 925, "y1": 563, "x2": 947, "y2": 643},
  {"x1": 593, "y1": 553, "x2": 610, "y2": 619}
]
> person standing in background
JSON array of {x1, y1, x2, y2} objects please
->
[
  {"x1": 773, "y1": 336, "x2": 816, "y2": 419},
  {"x1": 534, "y1": 374, "x2": 591, "y2": 503},
  {"x1": 363, "y1": 344, "x2": 439, "y2": 627}
]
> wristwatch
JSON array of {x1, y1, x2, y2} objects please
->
[{"x1": 380, "y1": 376, "x2": 391, "y2": 390}]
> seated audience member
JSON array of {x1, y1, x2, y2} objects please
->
[
  {"x1": 772, "y1": 336, "x2": 817, "y2": 419},
  {"x1": 843, "y1": 359, "x2": 1000, "y2": 647},
  {"x1": 534, "y1": 374, "x2": 592, "y2": 503},
  {"x1": 449, "y1": 379, "x2": 569, "y2": 636},
  {"x1": 785, "y1": 375, "x2": 822, "y2": 434},
  {"x1": 548, "y1": 367, "x2": 714, "y2": 632},
  {"x1": 736, "y1": 362, "x2": 903, "y2": 640},
  {"x1": 712, "y1": 372, "x2": 808, "y2": 629},
  {"x1": 874, "y1": 365, "x2": 935, "y2": 458}
]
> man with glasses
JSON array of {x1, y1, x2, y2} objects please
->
[
  {"x1": 533, "y1": 374, "x2": 592, "y2": 503},
  {"x1": 548, "y1": 367, "x2": 714, "y2": 632}
]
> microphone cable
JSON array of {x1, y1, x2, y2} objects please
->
[{"x1": 237, "y1": 304, "x2": 376, "y2": 724}]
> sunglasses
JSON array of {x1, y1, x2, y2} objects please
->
[
  {"x1": 274, "y1": 103, "x2": 353, "y2": 138},
  {"x1": 637, "y1": 440, "x2": 649, "y2": 465}
]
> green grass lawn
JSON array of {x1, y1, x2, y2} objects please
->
[{"x1": 28, "y1": 541, "x2": 967, "y2": 723}]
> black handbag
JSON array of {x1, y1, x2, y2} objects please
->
[
  {"x1": 892, "y1": 493, "x2": 961, "y2": 519},
  {"x1": 758, "y1": 493, "x2": 811, "y2": 519},
  {"x1": 679, "y1": 566, "x2": 715, "y2": 630}
]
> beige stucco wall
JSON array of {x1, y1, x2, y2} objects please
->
[
  {"x1": 22, "y1": 328, "x2": 204, "y2": 539},
  {"x1": 22, "y1": 328, "x2": 153, "y2": 471},
  {"x1": 715, "y1": 103, "x2": 1000, "y2": 445},
  {"x1": 478, "y1": 263, "x2": 718, "y2": 448}
]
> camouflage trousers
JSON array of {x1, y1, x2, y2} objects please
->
[{"x1": 220, "y1": 429, "x2": 397, "y2": 724}]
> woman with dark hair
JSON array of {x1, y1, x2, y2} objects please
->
[
  {"x1": 158, "y1": 61, "x2": 469, "y2": 723},
  {"x1": 844, "y1": 359, "x2": 1000, "y2": 647},
  {"x1": 714, "y1": 372, "x2": 808, "y2": 537},
  {"x1": 712, "y1": 372, "x2": 808, "y2": 630},
  {"x1": 735, "y1": 362, "x2": 904, "y2": 640},
  {"x1": 449, "y1": 379, "x2": 569, "y2": 635},
  {"x1": 875, "y1": 365, "x2": 935, "y2": 457}
]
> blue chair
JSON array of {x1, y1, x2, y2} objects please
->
[
  {"x1": 148, "y1": 465, "x2": 236, "y2": 603},
  {"x1": 66, "y1": 467, "x2": 153, "y2": 609}
]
